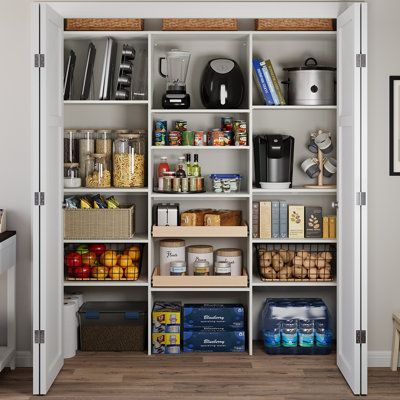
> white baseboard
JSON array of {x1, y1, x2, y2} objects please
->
[
  {"x1": 368, "y1": 351, "x2": 398, "y2": 368},
  {"x1": 16, "y1": 350, "x2": 32, "y2": 368}
]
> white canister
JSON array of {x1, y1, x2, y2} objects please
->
[
  {"x1": 187, "y1": 245, "x2": 214, "y2": 275},
  {"x1": 215, "y1": 248, "x2": 242, "y2": 276},
  {"x1": 159, "y1": 239, "x2": 186, "y2": 276}
]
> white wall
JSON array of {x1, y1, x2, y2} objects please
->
[{"x1": 0, "y1": 0, "x2": 399, "y2": 366}]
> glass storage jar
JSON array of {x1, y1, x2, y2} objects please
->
[
  {"x1": 86, "y1": 153, "x2": 111, "y2": 188},
  {"x1": 78, "y1": 129, "x2": 95, "y2": 186},
  {"x1": 64, "y1": 163, "x2": 81, "y2": 188},
  {"x1": 64, "y1": 129, "x2": 79, "y2": 163},
  {"x1": 113, "y1": 131, "x2": 146, "y2": 188},
  {"x1": 95, "y1": 129, "x2": 113, "y2": 173}
]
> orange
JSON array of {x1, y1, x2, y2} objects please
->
[
  {"x1": 100, "y1": 250, "x2": 118, "y2": 267},
  {"x1": 108, "y1": 266, "x2": 124, "y2": 280},
  {"x1": 117, "y1": 254, "x2": 133, "y2": 268},
  {"x1": 125, "y1": 265, "x2": 139, "y2": 280},
  {"x1": 91, "y1": 265, "x2": 108, "y2": 280},
  {"x1": 124, "y1": 245, "x2": 141, "y2": 262}
]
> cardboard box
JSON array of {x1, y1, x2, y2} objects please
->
[
  {"x1": 305, "y1": 207, "x2": 323, "y2": 238},
  {"x1": 252, "y1": 202, "x2": 260, "y2": 238},
  {"x1": 183, "y1": 304, "x2": 245, "y2": 331},
  {"x1": 152, "y1": 332, "x2": 181, "y2": 354},
  {"x1": 323, "y1": 216, "x2": 329, "y2": 238},
  {"x1": 152, "y1": 302, "x2": 181, "y2": 333},
  {"x1": 288, "y1": 205, "x2": 304, "y2": 239},
  {"x1": 279, "y1": 201, "x2": 288, "y2": 238},
  {"x1": 271, "y1": 201, "x2": 280, "y2": 238},
  {"x1": 259, "y1": 201, "x2": 271, "y2": 239},
  {"x1": 183, "y1": 331, "x2": 246, "y2": 352},
  {"x1": 328, "y1": 216, "x2": 337, "y2": 238}
]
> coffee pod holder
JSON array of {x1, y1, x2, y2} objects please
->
[{"x1": 303, "y1": 129, "x2": 336, "y2": 189}]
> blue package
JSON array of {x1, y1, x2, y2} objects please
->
[
  {"x1": 183, "y1": 304, "x2": 245, "y2": 331},
  {"x1": 183, "y1": 331, "x2": 245, "y2": 352}
]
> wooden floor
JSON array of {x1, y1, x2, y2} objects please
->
[{"x1": 0, "y1": 345, "x2": 400, "y2": 399}]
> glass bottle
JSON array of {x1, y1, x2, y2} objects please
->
[
  {"x1": 192, "y1": 154, "x2": 201, "y2": 177},
  {"x1": 78, "y1": 129, "x2": 95, "y2": 186},
  {"x1": 86, "y1": 154, "x2": 111, "y2": 188},
  {"x1": 175, "y1": 164, "x2": 186, "y2": 178},
  {"x1": 186, "y1": 153, "x2": 192, "y2": 177},
  {"x1": 175, "y1": 156, "x2": 186, "y2": 173},
  {"x1": 64, "y1": 163, "x2": 81, "y2": 188},
  {"x1": 64, "y1": 129, "x2": 79, "y2": 163},
  {"x1": 95, "y1": 129, "x2": 113, "y2": 174},
  {"x1": 158, "y1": 156, "x2": 170, "y2": 177}
]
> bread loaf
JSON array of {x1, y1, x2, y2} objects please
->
[
  {"x1": 204, "y1": 210, "x2": 242, "y2": 226},
  {"x1": 180, "y1": 209, "x2": 213, "y2": 226}
]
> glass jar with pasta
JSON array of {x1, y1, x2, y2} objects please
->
[{"x1": 113, "y1": 132, "x2": 146, "y2": 188}]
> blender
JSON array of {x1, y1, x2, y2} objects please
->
[{"x1": 159, "y1": 49, "x2": 191, "y2": 109}]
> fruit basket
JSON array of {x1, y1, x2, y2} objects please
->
[
  {"x1": 255, "y1": 243, "x2": 335, "y2": 282},
  {"x1": 64, "y1": 243, "x2": 144, "y2": 281}
]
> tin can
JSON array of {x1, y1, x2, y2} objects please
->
[
  {"x1": 221, "y1": 117, "x2": 233, "y2": 131},
  {"x1": 194, "y1": 131, "x2": 205, "y2": 146},
  {"x1": 163, "y1": 176, "x2": 172, "y2": 192},
  {"x1": 235, "y1": 132, "x2": 247, "y2": 146},
  {"x1": 154, "y1": 130, "x2": 167, "y2": 146},
  {"x1": 181, "y1": 177, "x2": 189, "y2": 193},
  {"x1": 207, "y1": 130, "x2": 225, "y2": 146},
  {"x1": 223, "y1": 130, "x2": 235, "y2": 146},
  {"x1": 189, "y1": 177, "x2": 197, "y2": 192},
  {"x1": 182, "y1": 131, "x2": 195, "y2": 146},
  {"x1": 233, "y1": 120, "x2": 247, "y2": 133},
  {"x1": 168, "y1": 131, "x2": 181, "y2": 146},
  {"x1": 175, "y1": 120, "x2": 187, "y2": 132},
  {"x1": 173, "y1": 177, "x2": 181, "y2": 192},
  {"x1": 196, "y1": 177, "x2": 204, "y2": 191},
  {"x1": 155, "y1": 120, "x2": 167, "y2": 132}
]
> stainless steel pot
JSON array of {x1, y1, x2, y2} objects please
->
[{"x1": 283, "y1": 58, "x2": 336, "y2": 106}]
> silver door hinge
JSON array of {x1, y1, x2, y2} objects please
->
[
  {"x1": 34, "y1": 53, "x2": 45, "y2": 68},
  {"x1": 356, "y1": 53, "x2": 366, "y2": 68},
  {"x1": 356, "y1": 330, "x2": 366, "y2": 344},
  {"x1": 34, "y1": 330, "x2": 45, "y2": 344},
  {"x1": 356, "y1": 192, "x2": 367, "y2": 206},
  {"x1": 34, "y1": 192, "x2": 45, "y2": 206}
]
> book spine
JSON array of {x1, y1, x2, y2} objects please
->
[
  {"x1": 271, "y1": 201, "x2": 280, "y2": 238},
  {"x1": 259, "y1": 201, "x2": 272, "y2": 239},
  {"x1": 323, "y1": 216, "x2": 329, "y2": 239},
  {"x1": 252, "y1": 202, "x2": 260, "y2": 238},
  {"x1": 328, "y1": 216, "x2": 337, "y2": 239},
  {"x1": 260, "y1": 61, "x2": 279, "y2": 105},
  {"x1": 252, "y1": 59, "x2": 274, "y2": 106},
  {"x1": 279, "y1": 201, "x2": 288, "y2": 238},
  {"x1": 265, "y1": 59, "x2": 286, "y2": 105}
]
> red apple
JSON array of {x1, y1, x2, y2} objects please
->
[
  {"x1": 66, "y1": 252, "x2": 82, "y2": 267},
  {"x1": 82, "y1": 251, "x2": 98, "y2": 266},
  {"x1": 73, "y1": 264, "x2": 91, "y2": 279},
  {"x1": 67, "y1": 266, "x2": 74, "y2": 277},
  {"x1": 89, "y1": 244, "x2": 107, "y2": 256}
]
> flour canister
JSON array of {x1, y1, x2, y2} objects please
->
[
  {"x1": 187, "y1": 245, "x2": 213, "y2": 275},
  {"x1": 160, "y1": 239, "x2": 186, "y2": 276},
  {"x1": 215, "y1": 248, "x2": 242, "y2": 276}
]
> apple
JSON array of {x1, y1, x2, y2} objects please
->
[
  {"x1": 82, "y1": 251, "x2": 98, "y2": 266},
  {"x1": 117, "y1": 254, "x2": 133, "y2": 268},
  {"x1": 65, "y1": 252, "x2": 82, "y2": 267},
  {"x1": 91, "y1": 265, "x2": 108, "y2": 280},
  {"x1": 73, "y1": 264, "x2": 91, "y2": 279},
  {"x1": 100, "y1": 250, "x2": 118, "y2": 267},
  {"x1": 67, "y1": 266, "x2": 74, "y2": 277},
  {"x1": 89, "y1": 243, "x2": 107, "y2": 256},
  {"x1": 75, "y1": 244, "x2": 89, "y2": 255}
]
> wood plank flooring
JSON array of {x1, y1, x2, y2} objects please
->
[{"x1": 0, "y1": 345, "x2": 399, "y2": 399}]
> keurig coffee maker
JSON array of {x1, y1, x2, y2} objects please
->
[{"x1": 253, "y1": 134, "x2": 295, "y2": 188}]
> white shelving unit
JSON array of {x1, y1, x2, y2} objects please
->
[{"x1": 32, "y1": 1, "x2": 368, "y2": 395}]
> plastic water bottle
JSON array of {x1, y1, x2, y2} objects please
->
[
  {"x1": 281, "y1": 319, "x2": 298, "y2": 347},
  {"x1": 315, "y1": 320, "x2": 333, "y2": 347},
  {"x1": 298, "y1": 320, "x2": 314, "y2": 347},
  {"x1": 263, "y1": 321, "x2": 281, "y2": 348}
]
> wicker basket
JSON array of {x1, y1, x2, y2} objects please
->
[
  {"x1": 64, "y1": 206, "x2": 135, "y2": 240},
  {"x1": 64, "y1": 18, "x2": 144, "y2": 31},
  {"x1": 255, "y1": 18, "x2": 335, "y2": 31},
  {"x1": 162, "y1": 18, "x2": 238, "y2": 31}
]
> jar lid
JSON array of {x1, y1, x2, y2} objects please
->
[
  {"x1": 117, "y1": 133, "x2": 140, "y2": 139},
  {"x1": 115, "y1": 129, "x2": 130, "y2": 134},
  {"x1": 215, "y1": 260, "x2": 231, "y2": 268},
  {"x1": 64, "y1": 129, "x2": 77, "y2": 134},
  {"x1": 187, "y1": 245, "x2": 213, "y2": 254},
  {"x1": 160, "y1": 239, "x2": 185, "y2": 247},
  {"x1": 214, "y1": 264, "x2": 231, "y2": 274},
  {"x1": 216, "y1": 248, "x2": 242, "y2": 256},
  {"x1": 194, "y1": 265, "x2": 210, "y2": 272},
  {"x1": 93, "y1": 153, "x2": 106, "y2": 158},
  {"x1": 283, "y1": 57, "x2": 336, "y2": 72},
  {"x1": 193, "y1": 260, "x2": 210, "y2": 268},
  {"x1": 97, "y1": 129, "x2": 112, "y2": 134},
  {"x1": 79, "y1": 129, "x2": 95, "y2": 134},
  {"x1": 64, "y1": 163, "x2": 79, "y2": 168},
  {"x1": 170, "y1": 263, "x2": 186, "y2": 273},
  {"x1": 170, "y1": 260, "x2": 186, "y2": 268}
]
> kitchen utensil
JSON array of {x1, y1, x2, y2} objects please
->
[
  {"x1": 64, "y1": 50, "x2": 76, "y2": 100},
  {"x1": 80, "y1": 43, "x2": 96, "y2": 100},
  {"x1": 301, "y1": 158, "x2": 321, "y2": 178}
]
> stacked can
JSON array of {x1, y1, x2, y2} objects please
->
[
  {"x1": 233, "y1": 120, "x2": 247, "y2": 146},
  {"x1": 221, "y1": 117, "x2": 234, "y2": 146},
  {"x1": 154, "y1": 120, "x2": 167, "y2": 146}
]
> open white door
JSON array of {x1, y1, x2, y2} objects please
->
[
  {"x1": 337, "y1": 3, "x2": 367, "y2": 395},
  {"x1": 32, "y1": 3, "x2": 64, "y2": 395}
]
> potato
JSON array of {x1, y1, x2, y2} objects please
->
[
  {"x1": 261, "y1": 251, "x2": 273, "y2": 261},
  {"x1": 278, "y1": 249, "x2": 291, "y2": 263},
  {"x1": 319, "y1": 267, "x2": 332, "y2": 279},
  {"x1": 272, "y1": 254, "x2": 284, "y2": 271},
  {"x1": 309, "y1": 253, "x2": 318, "y2": 261},
  {"x1": 259, "y1": 259, "x2": 271, "y2": 268},
  {"x1": 294, "y1": 266, "x2": 308, "y2": 278},
  {"x1": 315, "y1": 257, "x2": 328, "y2": 268},
  {"x1": 302, "y1": 258, "x2": 316, "y2": 269},
  {"x1": 318, "y1": 251, "x2": 333, "y2": 262},
  {"x1": 277, "y1": 266, "x2": 292, "y2": 280},
  {"x1": 296, "y1": 250, "x2": 310, "y2": 260},
  {"x1": 308, "y1": 267, "x2": 319, "y2": 280},
  {"x1": 293, "y1": 256, "x2": 304, "y2": 266},
  {"x1": 260, "y1": 266, "x2": 276, "y2": 279},
  {"x1": 287, "y1": 251, "x2": 296, "y2": 263}
]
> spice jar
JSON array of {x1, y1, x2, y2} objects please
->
[
  {"x1": 170, "y1": 261, "x2": 187, "y2": 276},
  {"x1": 193, "y1": 261, "x2": 210, "y2": 276},
  {"x1": 64, "y1": 129, "x2": 79, "y2": 163},
  {"x1": 214, "y1": 261, "x2": 231, "y2": 276},
  {"x1": 113, "y1": 131, "x2": 146, "y2": 188},
  {"x1": 187, "y1": 245, "x2": 213, "y2": 275},
  {"x1": 95, "y1": 129, "x2": 113, "y2": 173},
  {"x1": 86, "y1": 154, "x2": 111, "y2": 188},
  {"x1": 78, "y1": 129, "x2": 95, "y2": 186},
  {"x1": 159, "y1": 239, "x2": 185, "y2": 276},
  {"x1": 64, "y1": 163, "x2": 81, "y2": 188},
  {"x1": 215, "y1": 248, "x2": 242, "y2": 276}
]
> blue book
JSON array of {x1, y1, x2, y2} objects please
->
[
  {"x1": 260, "y1": 60, "x2": 279, "y2": 105},
  {"x1": 279, "y1": 201, "x2": 288, "y2": 238},
  {"x1": 252, "y1": 58, "x2": 274, "y2": 105},
  {"x1": 272, "y1": 200, "x2": 280, "y2": 238}
]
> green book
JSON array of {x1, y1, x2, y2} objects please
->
[{"x1": 265, "y1": 59, "x2": 286, "y2": 105}]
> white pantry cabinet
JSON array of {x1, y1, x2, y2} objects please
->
[{"x1": 31, "y1": 1, "x2": 367, "y2": 396}]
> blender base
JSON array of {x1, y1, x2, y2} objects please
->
[{"x1": 162, "y1": 93, "x2": 190, "y2": 109}]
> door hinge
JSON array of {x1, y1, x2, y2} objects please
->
[
  {"x1": 34, "y1": 330, "x2": 45, "y2": 344},
  {"x1": 356, "y1": 53, "x2": 366, "y2": 68},
  {"x1": 356, "y1": 191, "x2": 366, "y2": 206},
  {"x1": 34, "y1": 192, "x2": 45, "y2": 206},
  {"x1": 356, "y1": 330, "x2": 367, "y2": 344},
  {"x1": 34, "y1": 53, "x2": 45, "y2": 68}
]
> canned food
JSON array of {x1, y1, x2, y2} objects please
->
[
  {"x1": 196, "y1": 177, "x2": 204, "y2": 191},
  {"x1": 207, "y1": 130, "x2": 225, "y2": 146},
  {"x1": 221, "y1": 117, "x2": 233, "y2": 131},
  {"x1": 223, "y1": 130, "x2": 235, "y2": 146},
  {"x1": 175, "y1": 120, "x2": 187, "y2": 132},
  {"x1": 194, "y1": 131, "x2": 206, "y2": 146},
  {"x1": 189, "y1": 177, "x2": 197, "y2": 192},
  {"x1": 154, "y1": 130, "x2": 167, "y2": 146},
  {"x1": 168, "y1": 131, "x2": 181, "y2": 146},
  {"x1": 182, "y1": 131, "x2": 195, "y2": 146},
  {"x1": 181, "y1": 177, "x2": 189, "y2": 192},
  {"x1": 235, "y1": 131, "x2": 248, "y2": 146},
  {"x1": 155, "y1": 120, "x2": 167, "y2": 132},
  {"x1": 163, "y1": 176, "x2": 172, "y2": 192},
  {"x1": 233, "y1": 120, "x2": 247, "y2": 133},
  {"x1": 173, "y1": 177, "x2": 181, "y2": 192}
]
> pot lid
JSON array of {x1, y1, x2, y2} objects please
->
[{"x1": 283, "y1": 57, "x2": 336, "y2": 72}]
